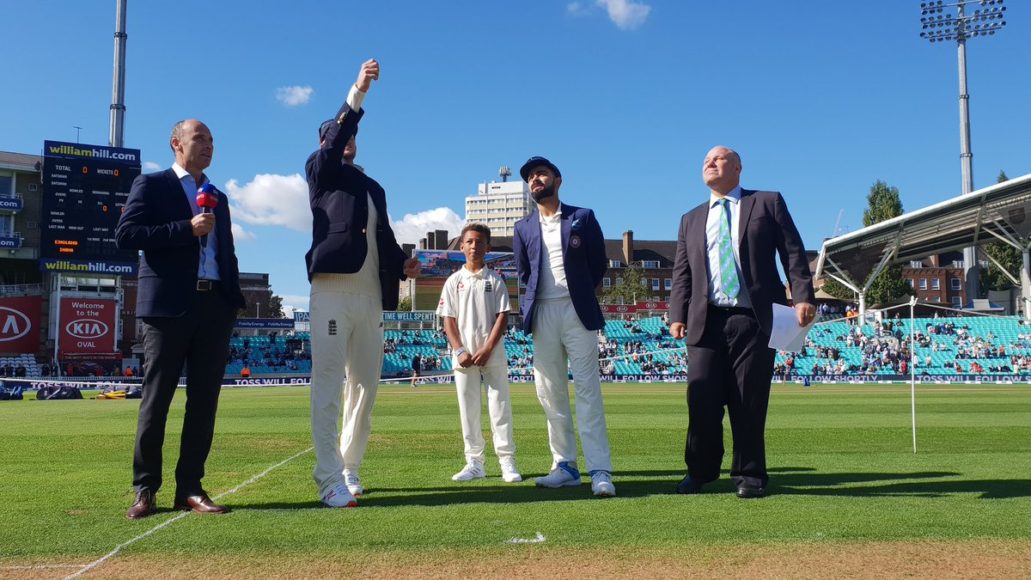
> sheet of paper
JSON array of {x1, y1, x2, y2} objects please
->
[{"x1": 768, "y1": 303, "x2": 815, "y2": 352}]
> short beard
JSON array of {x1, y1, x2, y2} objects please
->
[{"x1": 531, "y1": 183, "x2": 556, "y2": 203}]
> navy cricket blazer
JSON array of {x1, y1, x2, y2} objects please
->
[
  {"x1": 513, "y1": 203, "x2": 608, "y2": 334},
  {"x1": 116, "y1": 169, "x2": 246, "y2": 318},
  {"x1": 304, "y1": 100, "x2": 408, "y2": 310}
]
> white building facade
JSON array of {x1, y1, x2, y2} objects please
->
[{"x1": 464, "y1": 180, "x2": 532, "y2": 238}]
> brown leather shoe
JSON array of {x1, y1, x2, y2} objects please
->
[
  {"x1": 127, "y1": 490, "x2": 156, "y2": 520},
  {"x1": 173, "y1": 493, "x2": 229, "y2": 514}
]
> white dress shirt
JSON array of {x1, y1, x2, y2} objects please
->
[
  {"x1": 536, "y1": 211, "x2": 570, "y2": 301},
  {"x1": 705, "y1": 185, "x2": 751, "y2": 308}
]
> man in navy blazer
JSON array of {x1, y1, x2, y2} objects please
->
[
  {"x1": 668, "y1": 145, "x2": 815, "y2": 499},
  {"x1": 116, "y1": 119, "x2": 245, "y2": 519},
  {"x1": 513, "y1": 156, "x2": 615, "y2": 497},
  {"x1": 304, "y1": 59, "x2": 420, "y2": 508}
]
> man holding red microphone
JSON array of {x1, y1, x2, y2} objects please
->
[{"x1": 116, "y1": 119, "x2": 245, "y2": 520}]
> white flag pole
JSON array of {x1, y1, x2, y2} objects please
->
[{"x1": 910, "y1": 295, "x2": 918, "y2": 453}]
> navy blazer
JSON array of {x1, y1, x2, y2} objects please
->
[
  {"x1": 116, "y1": 169, "x2": 245, "y2": 318},
  {"x1": 304, "y1": 100, "x2": 407, "y2": 310},
  {"x1": 668, "y1": 189, "x2": 815, "y2": 345},
  {"x1": 513, "y1": 203, "x2": 607, "y2": 334}
]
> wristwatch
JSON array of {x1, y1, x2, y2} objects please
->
[{"x1": 454, "y1": 346, "x2": 467, "y2": 357}]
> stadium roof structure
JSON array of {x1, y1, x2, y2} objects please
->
[{"x1": 814, "y1": 173, "x2": 1031, "y2": 305}]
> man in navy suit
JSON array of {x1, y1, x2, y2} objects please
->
[
  {"x1": 513, "y1": 156, "x2": 615, "y2": 497},
  {"x1": 669, "y1": 145, "x2": 815, "y2": 499},
  {"x1": 116, "y1": 119, "x2": 246, "y2": 519},
  {"x1": 305, "y1": 59, "x2": 421, "y2": 508}
]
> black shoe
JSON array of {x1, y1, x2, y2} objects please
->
[
  {"x1": 736, "y1": 484, "x2": 766, "y2": 499},
  {"x1": 676, "y1": 475, "x2": 705, "y2": 495}
]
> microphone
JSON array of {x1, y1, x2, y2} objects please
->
[{"x1": 195, "y1": 183, "x2": 218, "y2": 248}]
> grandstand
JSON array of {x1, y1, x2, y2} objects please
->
[
  {"x1": 217, "y1": 314, "x2": 1031, "y2": 380},
  {"x1": 7, "y1": 313, "x2": 1031, "y2": 382}
]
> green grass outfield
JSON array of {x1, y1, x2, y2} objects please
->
[{"x1": 1, "y1": 382, "x2": 1030, "y2": 577}]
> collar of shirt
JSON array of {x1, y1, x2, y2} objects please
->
[
  {"x1": 540, "y1": 210, "x2": 563, "y2": 226},
  {"x1": 171, "y1": 162, "x2": 209, "y2": 186},
  {"x1": 709, "y1": 185, "x2": 742, "y2": 208},
  {"x1": 459, "y1": 266, "x2": 488, "y2": 280}
]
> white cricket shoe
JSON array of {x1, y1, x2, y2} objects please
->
[
  {"x1": 591, "y1": 471, "x2": 616, "y2": 497},
  {"x1": 500, "y1": 457, "x2": 523, "y2": 483},
  {"x1": 343, "y1": 469, "x2": 364, "y2": 497},
  {"x1": 452, "y1": 461, "x2": 486, "y2": 482},
  {"x1": 534, "y1": 462, "x2": 581, "y2": 488},
  {"x1": 321, "y1": 483, "x2": 357, "y2": 508}
]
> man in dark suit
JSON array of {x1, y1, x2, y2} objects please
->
[
  {"x1": 305, "y1": 59, "x2": 420, "y2": 508},
  {"x1": 116, "y1": 119, "x2": 246, "y2": 519},
  {"x1": 513, "y1": 156, "x2": 615, "y2": 497},
  {"x1": 669, "y1": 145, "x2": 815, "y2": 499}
]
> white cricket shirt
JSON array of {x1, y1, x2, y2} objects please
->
[{"x1": 436, "y1": 266, "x2": 511, "y2": 368}]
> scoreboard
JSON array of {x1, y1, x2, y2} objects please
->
[{"x1": 40, "y1": 140, "x2": 141, "y2": 272}]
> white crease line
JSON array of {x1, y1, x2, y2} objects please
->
[
  {"x1": 0, "y1": 568, "x2": 84, "y2": 572},
  {"x1": 506, "y1": 532, "x2": 546, "y2": 544},
  {"x1": 64, "y1": 446, "x2": 313, "y2": 580}
]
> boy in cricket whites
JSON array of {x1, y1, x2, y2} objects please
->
[{"x1": 436, "y1": 223, "x2": 521, "y2": 483}]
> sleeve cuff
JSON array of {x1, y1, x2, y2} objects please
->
[{"x1": 346, "y1": 84, "x2": 366, "y2": 112}]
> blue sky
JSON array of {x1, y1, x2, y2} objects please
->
[{"x1": 3, "y1": 1, "x2": 1029, "y2": 312}]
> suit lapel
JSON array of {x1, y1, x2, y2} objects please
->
[
  {"x1": 693, "y1": 201, "x2": 710, "y2": 265},
  {"x1": 560, "y1": 203, "x2": 571, "y2": 255},
  {"x1": 164, "y1": 169, "x2": 195, "y2": 219},
  {"x1": 528, "y1": 209, "x2": 543, "y2": 272},
  {"x1": 737, "y1": 189, "x2": 756, "y2": 270}
]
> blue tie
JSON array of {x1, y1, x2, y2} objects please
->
[{"x1": 716, "y1": 198, "x2": 740, "y2": 301}]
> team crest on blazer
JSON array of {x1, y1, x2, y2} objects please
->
[{"x1": 570, "y1": 235, "x2": 581, "y2": 248}]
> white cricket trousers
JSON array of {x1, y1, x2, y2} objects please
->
[
  {"x1": 531, "y1": 297, "x2": 612, "y2": 474},
  {"x1": 454, "y1": 365, "x2": 515, "y2": 464},
  {"x1": 309, "y1": 285, "x2": 383, "y2": 495}
]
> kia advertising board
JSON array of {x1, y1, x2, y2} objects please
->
[
  {"x1": 0, "y1": 296, "x2": 42, "y2": 354},
  {"x1": 58, "y1": 298, "x2": 118, "y2": 356}
]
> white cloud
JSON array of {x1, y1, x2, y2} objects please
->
[
  {"x1": 231, "y1": 223, "x2": 256, "y2": 242},
  {"x1": 595, "y1": 0, "x2": 651, "y2": 30},
  {"x1": 389, "y1": 207, "x2": 465, "y2": 247},
  {"x1": 280, "y1": 294, "x2": 310, "y2": 312},
  {"x1": 567, "y1": 2, "x2": 587, "y2": 15},
  {"x1": 223, "y1": 173, "x2": 465, "y2": 248},
  {"x1": 275, "y1": 85, "x2": 314, "y2": 107},
  {"x1": 224, "y1": 173, "x2": 311, "y2": 232},
  {"x1": 142, "y1": 161, "x2": 161, "y2": 172}
]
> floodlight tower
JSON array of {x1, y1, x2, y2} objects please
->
[{"x1": 919, "y1": 0, "x2": 1007, "y2": 302}]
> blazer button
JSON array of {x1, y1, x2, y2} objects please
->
[{"x1": 361, "y1": 228, "x2": 367, "y2": 234}]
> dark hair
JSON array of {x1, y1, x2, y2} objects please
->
[
  {"x1": 461, "y1": 223, "x2": 491, "y2": 244},
  {"x1": 169, "y1": 119, "x2": 187, "y2": 152}
]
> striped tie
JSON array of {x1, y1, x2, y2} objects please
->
[{"x1": 716, "y1": 198, "x2": 740, "y2": 301}]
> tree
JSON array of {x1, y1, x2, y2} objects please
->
[
  {"x1": 397, "y1": 296, "x2": 412, "y2": 312},
  {"x1": 863, "y1": 180, "x2": 911, "y2": 306},
  {"x1": 601, "y1": 263, "x2": 654, "y2": 305},
  {"x1": 980, "y1": 170, "x2": 1021, "y2": 293},
  {"x1": 266, "y1": 294, "x2": 284, "y2": 318},
  {"x1": 818, "y1": 277, "x2": 855, "y2": 301}
]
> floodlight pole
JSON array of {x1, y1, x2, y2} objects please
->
[
  {"x1": 920, "y1": 0, "x2": 1008, "y2": 305},
  {"x1": 956, "y1": 4, "x2": 979, "y2": 302},
  {"x1": 109, "y1": 0, "x2": 127, "y2": 148}
]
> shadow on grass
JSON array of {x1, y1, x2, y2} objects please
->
[
  {"x1": 224, "y1": 469, "x2": 1027, "y2": 511},
  {"x1": 773, "y1": 473, "x2": 1030, "y2": 499}
]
